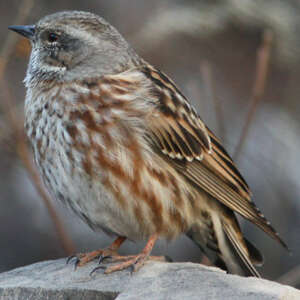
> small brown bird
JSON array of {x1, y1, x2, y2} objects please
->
[{"x1": 9, "y1": 11, "x2": 287, "y2": 277}]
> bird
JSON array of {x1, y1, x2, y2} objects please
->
[{"x1": 8, "y1": 10, "x2": 288, "y2": 277}]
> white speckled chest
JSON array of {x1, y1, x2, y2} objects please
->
[{"x1": 24, "y1": 83, "x2": 148, "y2": 239}]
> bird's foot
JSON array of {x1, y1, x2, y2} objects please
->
[
  {"x1": 90, "y1": 233, "x2": 166, "y2": 275},
  {"x1": 66, "y1": 249, "x2": 114, "y2": 268},
  {"x1": 91, "y1": 254, "x2": 167, "y2": 275},
  {"x1": 66, "y1": 236, "x2": 126, "y2": 269}
]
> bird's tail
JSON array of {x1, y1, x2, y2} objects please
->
[{"x1": 187, "y1": 207, "x2": 263, "y2": 277}]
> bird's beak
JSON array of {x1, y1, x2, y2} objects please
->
[{"x1": 8, "y1": 25, "x2": 35, "y2": 39}]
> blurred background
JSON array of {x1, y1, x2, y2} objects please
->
[{"x1": 0, "y1": 0, "x2": 299, "y2": 287}]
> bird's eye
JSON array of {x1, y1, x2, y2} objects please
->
[{"x1": 48, "y1": 32, "x2": 58, "y2": 43}]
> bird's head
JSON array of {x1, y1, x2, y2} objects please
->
[{"x1": 9, "y1": 11, "x2": 140, "y2": 86}]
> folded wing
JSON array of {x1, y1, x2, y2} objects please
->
[{"x1": 142, "y1": 65, "x2": 288, "y2": 250}]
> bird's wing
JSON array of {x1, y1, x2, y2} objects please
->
[{"x1": 142, "y1": 65, "x2": 287, "y2": 249}]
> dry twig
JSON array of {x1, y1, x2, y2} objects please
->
[
  {"x1": 0, "y1": 0, "x2": 75, "y2": 256},
  {"x1": 200, "y1": 61, "x2": 225, "y2": 142},
  {"x1": 233, "y1": 30, "x2": 273, "y2": 161}
]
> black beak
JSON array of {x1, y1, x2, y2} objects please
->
[{"x1": 8, "y1": 25, "x2": 35, "y2": 39}]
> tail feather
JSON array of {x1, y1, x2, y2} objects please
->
[
  {"x1": 244, "y1": 238, "x2": 264, "y2": 266},
  {"x1": 187, "y1": 207, "x2": 263, "y2": 277},
  {"x1": 221, "y1": 219, "x2": 261, "y2": 277}
]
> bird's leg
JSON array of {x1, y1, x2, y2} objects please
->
[
  {"x1": 67, "y1": 236, "x2": 126, "y2": 268},
  {"x1": 92, "y1": 233, "x2": 166, "y2": 275}
]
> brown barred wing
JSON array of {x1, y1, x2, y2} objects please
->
[
  {"x1": 143, "y1": 65, "x2": 212, "y2": 162},
  {"x1": 144, "y1": 65, "x2": 288, "y2": 250}
]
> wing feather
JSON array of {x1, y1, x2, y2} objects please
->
[{"x1": 142, "y1": 65, "x2": 288, "y2": 250}]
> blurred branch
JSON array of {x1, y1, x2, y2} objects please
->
[
  {"x1": 0, "y1": 0, "x2": 75, "y2": 256},
  {"x1": 200, "y1": 61, "x2": 225, "y2": 142},
  {"x1": 233, "y1": 30, "x2": 273, "y2": 161},
  {"x1": 277, "y1": 264, "x2": 300, "y2": 287},
  {"x1": 0, "y1": 0, "x2": 34, "y2": 80}
]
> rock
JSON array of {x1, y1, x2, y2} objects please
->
[{"x1": 0, "y1": 259, "x2": 299, "y2": 300}]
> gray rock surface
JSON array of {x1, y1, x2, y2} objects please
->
[{"x1": 0, "y1": 259, "x2": 299, "y2": 300}]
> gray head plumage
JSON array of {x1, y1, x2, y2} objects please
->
[{"x1": 17, "y1": 11, "x2": 141, "y2": 87}]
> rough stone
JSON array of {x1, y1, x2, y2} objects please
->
[{"x1": 0, "y1": 259, "x2": 299, "y2": 300}]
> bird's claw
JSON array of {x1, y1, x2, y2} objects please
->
[
  {"x1": 98, "y1": 254, "x2": 112, "y2": 264},
  {"x1": 66, "y1": 255, "x2": 76, "y2": 265},
  {"x1": 90, "y1": 265, "x2": 106, "y2": 276},
  {"x1": 66, "y1": 255, "x2": 81, "y2": 270},
  {"x1": 73, "y1": 257, "x2": 81, "y2": 270}
]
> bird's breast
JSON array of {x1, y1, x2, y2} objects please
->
[{"x1": 24, "y1": 84, "x2": 197, "y2": 241}]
